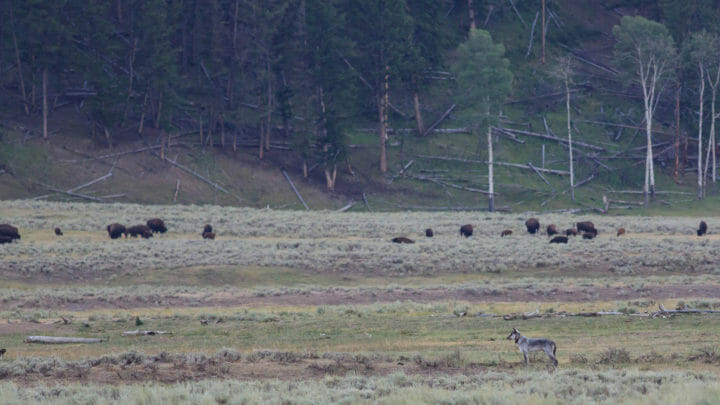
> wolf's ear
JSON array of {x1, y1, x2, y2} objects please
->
[{"x1": 512, "y1": 327, "x2": 518, "y2": 332}]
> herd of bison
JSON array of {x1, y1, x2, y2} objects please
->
[
  {"x1": 0, "y1": 218, "x2": 216, "y2": 244},
  {"x1": 0, "y1": 217, "x2": 711, "y2": 246},
  {"x1": 390, "y1": 218, "x2": 710, "y2": 244}
]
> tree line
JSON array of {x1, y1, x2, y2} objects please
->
[{"x1": 2, "y1": 0, "x2": 720, "y2": 207}]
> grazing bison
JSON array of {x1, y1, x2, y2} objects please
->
[
  {"x1": 549, "y1": 235, "x2": 568, "y2": 244},
  {"x1": 392, "y1": 237, "x2": 415, "y2": 244},
  {"x1": 146, "y1": 218, "x2": 167, "y2": 234},
  {"x1": 106, "y1": 223, "x2": 127, "y2": 239},
  {"x1": 565, "y1": 228, "x2": 578, "y2": 237},
  {"x1": 576, "y1": 221, "x2": 596, "y2": 234},
  {"x1": 202, "y1": 231, "x2": 215, "y2": 240},
  {"x1": 546, "y1": 224, "x2": 558, "y2": 237},
  {"x1": 460, "y1": 224, "x2": 473, "y2": 238},
  {"x1": 0, "y1": 224, "x2": 20, "y2": 241},
  {"x1": 425, "y1": 228, "x2": 434, "y2": 237},
  {"x1": 54, "y1": 227, "x2": 63, "y2": 236},
  {"x1": 0, "y1": 235, "x2": 13, "y2": 244},
  {"x1": 582, "y1": 232, "x2": 596, "y2": 240},
  {"x1": 525, "y1": 218, "x2": 540, "y2": 234},
  {"x1": 616, "y1": 228, "x2": 626, "y2": 237},
  {"x1": 501, "y1": 229, "x2": 513, "y2": 237},
  {"x1": 203, "y1": 224, "x2": 213, "y2": 234},
  {"x1": 698, "y1": 221, "x2": 708, "y2": 236},
  {"x1": 127, "y1": 224, "x2": 153, "y2": 239}
]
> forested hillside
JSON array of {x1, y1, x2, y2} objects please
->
[{"x1": 1, "y1": 0, "x2": 719, "y2": 212}]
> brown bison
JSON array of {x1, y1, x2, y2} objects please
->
[
  {"x1": 565, "y1": 228, "x2": 578, "y2": 237},
  {"x1": 202, "y1": 231, "x2": 215, "y2": 240},
  {"x1": 0, "y1": 224, "x2": 20, "y2": 241},
  {"x1": 146, "y1": 218, "x2": 167, "y2": 234},
  {"x1": 582, "y1": 232, "x2": 596, "y2": 240},
  {"x1": 106, "y1": 223, "x2": 127, "y2": 239},
  {"x1": 549, "y1": 235, "x2": 568, "y2": 244},
  {"x1": 576, "y1": 221, "x2": 596, "y2": 234},
  {"x1": 54, "y1": 227, "x2": 63, "y2": 236},
  {"x1": 203, "y1": 224, "x2": 213, "y2": 234},
  {"x1": 525, "y1": 218, "x2": 540, "y2": 234},
  {"x1": 127, "y1": 224, "x2": 153, "y2": 239},
  {"x1": 392, "y1": 237, "x2": 415, "y2": 244},
  {"x1": 546, "y1": 224, "x2": 558, "y2": 237},
  {"x1": 460, "y1": 224, "x2": 473, "y2": 237},
  {"x1": 0, "y1": 235, "x2": 13, "y2": 244},
  {"x1": 501, "y1": 229, "x2": 513, "y2": 237},
  {"x1": 425, "y1": 228, "x2": 434, "y2": 237},
  {"x1": 616, "y1": 228, "x2": 626, "y2": 237},
  {"x1": 698, "y1": 221, "x2": 708, "y2": 236}
]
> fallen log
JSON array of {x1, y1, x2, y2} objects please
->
[
  {"x1": 122, "y1": 330, "x2": 172, "y2": 336},
  {"x1": 25, "y1": 336, "x2": 106, "y2": 344},
  {"x1": 281, "y1": 168, "x2": 309, "y2": 210},
  {"x1": 163, "y1": 156, "x2": 230, "y2": 195},
  {"x1": 336, "y1": 201, "x2": 357, "y2": 212},
  {"x1": 422, "y1": 104, "x2": 456, "y2": 137},
  {"x1": 416, "y1": 154, "x2": 570, "y2": 175},
  {"x1": 406, "y1": 174, "x2": 492, "y2": 194},
  {"x1": 499, "y1": 127, "x2": 606, "y2": 152},
  {"x1": 527, "y1": 162, "x2": 550, "y2": 185}
]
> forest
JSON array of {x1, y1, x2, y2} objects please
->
[{"x1": 2, "y1": 0, "x2": 720, "y2": 210}]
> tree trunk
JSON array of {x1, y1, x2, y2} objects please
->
[
  {"x1": 265, "y1": 58, "x2": 272, "y2": 151},
  {"x1": 566, "y1": 74, "x2": 575, "y2": 201},
  {"x1": 42, "y1": 67, "x2": 48, "y2": 140},
  {"x1": 487, "y1": 126, "x2": 494, "y2": 212},
  {"x1": 160, "y1": 131, "x2": 166, "y2": 160},
  {"x1": 198, "y1": 114, "x2": 203, "y2": 144},
  {"x1": 674, "y1": 83, "x2": 681, "y2": 183},
  {"x1": 378, "y1": 94, "x2": 387, "y2": 173},
  {"x1": 10, "y1": 8, "x2": 29, "y2": 115},
  {"x1": 324, "y1": 164, "x2": 336, "y2": 190},
  {"x1": 104, "y1": 126, "x2": 112, "y2": 149},
  {"x1": 698, "y1": 63, "x2": 705, "y2": 199},
  {"x1": 704, "y1": 69, "x2": 719, "y2": 196},
  {"x1": 122, "y1": 37, "x2": 138, "y2": 126},
  {"x1": 116, "y1": 0, "x2": 122, "y2": 23},
  {"x1": 303, "y1": 161, "x2": 308, "y2": 178},
  {"x1": 467, "y1": 0, "x2": 476, "y2": 30},
  {"x1": 413, "y1": 91, "x2": 424, "y2": 135},
  {"x1": 541, "y1": 0, "x2": 546, "y2": 64},
  {"x1": 154, "y1": 94, "x2": 162, "y2": 129},
  {"x1": 138, "y1": 92, "x2": 148, "y2": 134},
  {"x1": 259, "y1": 119, "x2": 264, "y2": 159}
]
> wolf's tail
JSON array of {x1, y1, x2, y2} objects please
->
[{"x1": 553, "y1": 343, "x2": 557, "y2": 356}]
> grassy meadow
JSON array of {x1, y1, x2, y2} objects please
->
[{"x1": 1, "y1": 200, "x2": 720, "y2": 404}]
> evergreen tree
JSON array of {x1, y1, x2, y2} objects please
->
[{"x1": 451, "y1": 29, "x2": 513, "y2": 211}]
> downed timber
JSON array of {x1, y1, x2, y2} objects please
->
[
  {"x1": 122, "y1": 330, "x2": 172, "y2": 336},
  {"x1": 35, "y1": 182, "x2": 106, "y2": 202},
  {"x1": 527, "y1": 162, "x2": 550, "y2": 185},
  {"x1": 25, "y1": 336, "x2": 106, "y2": 344},
  {"x1": 421, "y1": 104, "x2": 456, "y2": 137},
  {"x1": 500, "y1": 127, "x2": 606, "y2": 152},
  {"x1": 406, "y1": 174, "x2": 492, "y2": 194},
  {"x1": 281, "y1": 168, "x2": 309, "y2": 210},
  {"x1": 336, "y1": 201, "x2": 357, "y2": 212},
  {"x1": 162, "y1": 156, "x2": 230, "y2": 195},
  {"x1": 504, "y1": 89, "x2": 580, "y2": 105},
  {"x1": 577, "y1": 119, "x2": 674, "y2": 137},
  {"x1": 656, "y1": 304, "x2": 720, "y2": 315},
  {"x1": 526, "y1": 11, "x2": 539, "y2": 57},
  {"x1": 362, "y1": 192, "x2": 372, "y2": 211},
  {"x1": 608, "y1": 190, "x2": 693, "y2": 196},
  {"x1": 573, "y1": 174, "x2": 596, "y2": 188},
  {"x1": 416, "y1": 154, "x2": 570, "y2": 175},
  {"x1": 390, "y1": 203, "x2": 511, "y2": 212},
  {"x1": 492, "y1": 127, "x2": 526, "y2": 144}
]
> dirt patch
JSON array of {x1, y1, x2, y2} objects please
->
[
  {"x1": 5, "y1": 283, "x2": 720, "y2": 312},
  {"x1": 4, "y1": 355, "x2": 493, "y2": 387}
]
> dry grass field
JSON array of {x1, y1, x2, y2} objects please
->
[{"x1": 1, "y1": 200, "x2": 720, "y2": 404}]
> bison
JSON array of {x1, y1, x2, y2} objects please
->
[
  {"x1": 546, "y1": 224, "x2": 558, "y2": 237},
  {"x1": 698, "y1": 221, "x2": 708, "y2": 236},
  {"x1": 565, "y1": 228, "x2": 578, "y2": 237},
  {"x1": 146, "y1": 218, "x2": 167, "y2": 234},
  {"x1": 460, "y1": 224, "x2": 473, "y2": 237},
  {"x1": 576, "y1": 221, "x2": 596, "y2": 234},
  {"x1": 525, "y1": 218, "x2": 540, "y2": 234},
  {"x1": 127, "y1": 224, "x2": 153, "y2": 239},
  {"x1": 106, "y1": 223, "x2": 127, "y2": 239},
  {"x1": 549, "y1": 235, "x2": 568, "y2": 244},
  {"x1": 203, "y1": 224, "x2": 213, "y2": 234},
  {"x1": 425, "y1": 228, "x2": 434, "y2": 237},
  {"x1": 202, "y1": 231, "x2": 215, "y2": 240},
  {"x1": 501, "y1": 229, "x2": 513, "y2": 237},
  {"x1": 392, "y1": 237, "x2": 415, "y2": 244},
  {"x1": 616, "y1": 228, "x2": 626, "y2": 237},
  {"x1": 582, "y1": 232, "x2": 596, "y2": 240},
  {"x1": 0, "y1": 224, "x2": 20, "y2": 241},
  {"x1": 0, "y1": 235, "x2": 13, "y2": 244},
  {"x1": 54, "y1": 227, "x2": 63, "y2": 236}
]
